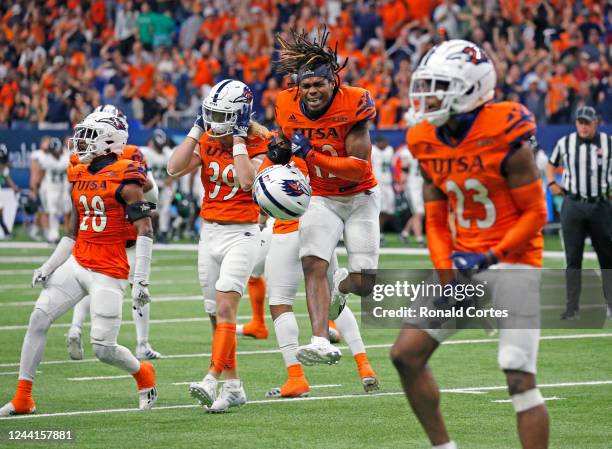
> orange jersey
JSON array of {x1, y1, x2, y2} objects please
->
[
  {"x1": 259, "y1": 156, "x2": 308, "y2": 234},
  {"x1": 69, "y1": 146, "x2": 149, "y2": 242},
  {"x1": 275, "y1": 85, "x2": 378, "y2": 196},
  {"x1": 407, "y1": 101, "x2": 543, "y2": 267},
  {"x1": 196, "y1": 134, "x2": 268, "y2": 223},
  {"x1": 68, "y1": 158, "x2": 147, "y2": 279}
]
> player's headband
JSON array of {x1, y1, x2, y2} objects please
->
[{"x1": 296, "y1": 63, "x2": 334, "y2": 83}]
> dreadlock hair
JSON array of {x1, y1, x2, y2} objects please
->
[{"x1": 276, "y1": 26, "x2": 347, "y2": 95}]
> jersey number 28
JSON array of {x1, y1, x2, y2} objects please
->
[{"x1": 78, "y1": 195, "x2": 107, "y2": 232}]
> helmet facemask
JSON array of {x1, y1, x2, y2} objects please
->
[
  {"x1": 202, "y1": 104, "x2": 237, "y2": 137},
  {"x1": 69, "y1": 124, "x2": 102, "y2": 164},
  {"x1": 408, "y1": 70, "x2": 468, "y2": 127}
]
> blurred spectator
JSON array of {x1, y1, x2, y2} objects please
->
[
  {"x1": 115, "y1": 1, "x2": 139, "y2": 57},
  {"x1": 0, "y1": 0, "x2": 608, "y2": 129}
]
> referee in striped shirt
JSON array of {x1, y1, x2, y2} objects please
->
[{"x1": 546, "y1": 106, "x2": 612, "y2": 320}]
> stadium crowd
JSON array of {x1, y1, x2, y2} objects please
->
[{"x1": 0, "y1": 0, "x2": 611, "y2": 131}]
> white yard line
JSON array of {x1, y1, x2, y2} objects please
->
[
  {"x1": 0, "y1": 332, "x2": 609, "y2": 369},
  {"x1": 0, "y1": 241, "x2": 596, "y2": 260},
  {"x1": 491, "y1": 396, "x2": 566, "y2": 404},
  {"x1": 0, "y1": 292, "x2": 307, "y2": 307},
  {"x1": 68, "y1": 375, "x2": 132, "y2": 381},
  {"x1": 2, "y1": 379, "x2": 609, "y2": 420},
  {"x1": 0, "y1": 266, "x2": 196, "y2": 276}
]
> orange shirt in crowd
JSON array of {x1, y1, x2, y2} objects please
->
[
  {"x1": 128, "y1": 63, "x2": 155, "y2": 98},
  {"x1": 261, "y1": 87, "x2": 280, "y2": 109},
  {"x1": 377, "y1": 96, "x2": 402, "y2": 128},
  {"x1": 547, "y1": 73, "x2": 576, "y2": 115},
  {"x1": 379, "y1": 0, "x2": 409, "y2": 40},
  {"x1": 0, "y1": 80, "x2": 18, "y2": 112},
  {"x1": 407, "y1": 0, "x2": 440, "y2": 21},
  {"x1": 192, "y1": 57, "x2": 221, "y2": 87},
  {"x1": 239, "y1": 54, "x2": 270, "y2": 84}
]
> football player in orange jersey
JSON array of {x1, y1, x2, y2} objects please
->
[
  {"x1": 261, "y1": 136, "x2": 379, "y2": 397},
  {"x1": 390, "y1": 40, "x2": 549, "y2": 449},
  {"x1": 167, "y1": 79, "x2": 268, "y2": 413},
  {"x1": 270, "y1": 28, "x2": 380, "y2": 366},
  {"x1": 0, "y1": 111, "x2": 157, "y2": 417},
  {"x1": 67, "y1": 105, "x2": 162, "y2": 361}
]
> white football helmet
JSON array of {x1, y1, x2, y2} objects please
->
[
  {"x1": 408, "y1": 39, "x2": 496, "y2": 127},
  {"x1": 253, "y1": 165, "x2": 311, "y2": 220},
  {"x1": 69, "y1": 111, "x2": 128, "y2": 163},
  {"x1": 93, "y1": 104, "x2": 129, "y2": 130},
  {"x1": 201, "y1": 79, "x2": 253, "y2": 137}
]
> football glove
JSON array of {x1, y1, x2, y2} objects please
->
[
  {"x1": 31, "y1": 268, "x2": 49, "y2": 288},
  {"x1": 132, "y1": 280, "x2": 151, "y2": 308},
  {"x1": 290, "y1": 132, "x2": 312, "y2": 159},
  {"x1": 267, "y1": 135, "x2": 291, "y2": 165},
  {"x1": 233, "y1": 104, "x2": 251, "y2": 138},
  {"x1": 194, "y1": 114, "x2": 205, "y2": 132},
  {"x1": 450, "y1": 250, "x2": 498, "y2": 275}
]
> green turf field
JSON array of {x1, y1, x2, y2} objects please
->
[{"x1": 0, "y1": 237, "x2": 610, "y2": 449}]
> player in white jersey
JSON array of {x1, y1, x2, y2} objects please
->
[
  {"x1": 395, "y1": 143, "x2": 424, "y2": 247},
  {"x1": 0, "y1": 145, "x2": 20, "y2": 239},
  {"x1": 371, "y1": 135, "x2": 395, "y2": 244},
  {"x1": 36, "y1": 138, "x2": 71, "y2": 243},
  {"x1": 29, "y1": 137, "x2": 50, "y2": 241},
  {"x1": 141, "y1": 129, "x2": 174, "y2": 242}
]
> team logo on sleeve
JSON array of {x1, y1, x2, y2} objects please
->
[{"x1": 281, "y1": 179, "x2": 309, "y2": 197}]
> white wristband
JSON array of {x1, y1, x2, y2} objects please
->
[
  {"x1": 233, "y1": 143, "x2": 248, "y2": 157},
  {"x1": 187, "y1": 126, "x2": 204, "y2": 142}
]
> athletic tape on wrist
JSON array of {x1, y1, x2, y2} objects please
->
[
  {"x1": 233, "y1": 143, "x2": 248, "y2": 157},
  {"x1": 187, "y1": 126, "x2": 203, "y2": 141}
]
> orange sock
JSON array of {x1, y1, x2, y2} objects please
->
[
  {"x1": 224, "y1": 335, "x2": 237, "y2": 371},
  {"x1": 329, "y1": 320, "x2": 337, "y2": 330},
  {"x1": 210, "y1": 322, "x2": 236, "y2": 375},
  {"x1": 287, "y1": 364, "x2": 304, "y2": 379},
  {"x1": 11, "y1": 379, "x2": 35, "y2": 413},
  {"x1": 132, "y1": 361, "x2": 156, "y2": 390},
  {"x1": 247, "y1": 277, "x2": 266, "y2": 325},
  {"x1": 354, "y1": 352, "x2": 369, "y2": 366}
]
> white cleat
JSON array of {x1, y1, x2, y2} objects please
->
[
  {"x1": 1, "y1": 401, "x2": 36, "y2": 417},
  {"x1": 236, "y1": 324, "x2": 244, "y2": 336},
  {"x1": 136, "y1": 342, "x2": 162, "y2": 360},
  {"x1": 189, "y1": 375, "x2": 218, "y2": 408},
  {"x1": 330, "y1": 268, "x2": 349, "y2": 320},
  {"x1": 66, "y1": 328, "x2": 83, "y2": 360},
  {"x1": 138, "y1": 387, "x2": 158, "y2": 410},
  {"x1": 206, "y1": 380, "x2": 246, "y2": 413},
  {"x1": 296, "y1": 336, "x2": 342, "y2": 366}
]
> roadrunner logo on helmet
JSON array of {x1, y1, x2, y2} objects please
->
[
  {"x1": 69, "y1": 111, "x2": 128, "y2": 164},
  {"x1": 93, "y1": 104, "x2": 129, "y2": 130},
  {"x1": 408, "y1": 39, "x2": 496, "y2": 127},
  {"x1": 202, "y1": 79, "x2": 253, "y2": 137}
]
